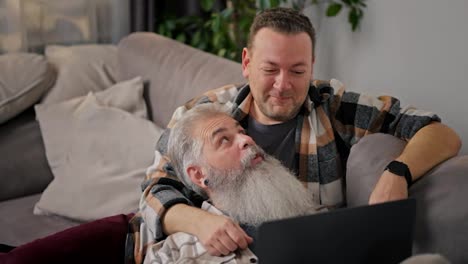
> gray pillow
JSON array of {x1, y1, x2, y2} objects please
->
[
  {"x1": 0, "y1": 107, "x2": 53, "y2": 201},
  {"x1": 41, "y1": 44, "x2": 117, "y2": 104},
  {"x1": 0, "y1": 53, "x2": 55, "y2": 124},
  {"x1": 346, "y1": 133, "x2": 468, "y2": 263}
]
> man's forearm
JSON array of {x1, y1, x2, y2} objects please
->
[
  {"x1": 161, "y1": 203, "x2": 253, "y2": 256},
  {"x1": 396, "y1": 122, "x2": 461, "y2": 181},
  {"x1": 162, "y1": 203, "x2": 211, "y2": 235}
]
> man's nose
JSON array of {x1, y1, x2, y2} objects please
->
[
  {"x1": 238, "y1": 133, "x2": 255, "y2": 149},
  {"x1": 274, "y1": 71, "x2": 292, "y2": 91}
]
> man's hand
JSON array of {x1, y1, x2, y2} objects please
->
[
  {"x1": 196, "y1": 214, "x2": 253, "y2": 256},
  {"x1": 368, "y1": 170, "x2": 408, "y2": 204},
  {"x1": 162, "y1": 204, "x2": 253, "y2": 256}
]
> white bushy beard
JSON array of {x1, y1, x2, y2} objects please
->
[{"x1": 204, "y1": 146, "x2": 318, "y2": 227}]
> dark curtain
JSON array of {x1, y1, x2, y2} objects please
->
[{"x1": 129, "y1": 0, "x2": 157, "y2": 32}]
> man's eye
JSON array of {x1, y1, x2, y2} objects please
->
[
  {"x1": 263, "y1": 69, "x2": 277, "y2": 74},
  {"x1": 292, "y1": 70, "x2": 305, "y2": 75},
  {"x1": 221, "y1": 137, "x2": 229, "y2": 144}
]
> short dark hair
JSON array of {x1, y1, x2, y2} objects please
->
[{"x1": 247, "y1": 7, "x2": 316, "y2": 58}]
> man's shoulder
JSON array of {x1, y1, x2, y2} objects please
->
[
  {"x1": 308, "y1": 79, "x2": 347, "y2": 107},
  {"x1": 185, "y1": 83, "x2": 246, "y2": 107}
]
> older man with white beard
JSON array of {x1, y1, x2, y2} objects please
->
[{"x1": 142, "y1": 103, "x2": 321, "y2": 263}]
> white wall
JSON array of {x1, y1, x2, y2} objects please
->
[{"x1": 306, "y1": 0, "x2": 468, "y2": 154}]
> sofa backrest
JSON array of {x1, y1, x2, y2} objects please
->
[{"x1": 117, "y1": 32, "x2": 245, "y2": 128}]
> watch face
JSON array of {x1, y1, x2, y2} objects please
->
[
  {"x1": 388, "y1": 163, "x2": 404, "y2": 176},
  {"x1": 387, "y1": 161, "x2": 409, "y2": 177}
]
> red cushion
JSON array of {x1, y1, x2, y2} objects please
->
[{"x1": 0, "y1": 214, "x2": 132, "y2": 264}]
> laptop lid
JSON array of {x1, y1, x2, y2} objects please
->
[{"x1": 256, "y1": 199, "x2": 416, "y2": 264}]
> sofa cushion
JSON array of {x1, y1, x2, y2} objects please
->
[
  {"x1": 41, "y1": 44, "x2": 117, "y2": 104},
  {"x1": 0, "y1": 194, "x2": 80, "y2": 246},
  {"x1": 0, "y1": 107, "x2": 54, "y2": 202},
  {"x1": 346, "y1": 133, "x2": 468, "y2": 263},
  {"x1": 34, "y1": 77, "x2": 163, "y2": 221},
  {"x1": 0, "y1": 53, "x2": 55, "y2": 124},
  {"x1": 117, "y1": 32, "x2": 245, "y2": 128}
]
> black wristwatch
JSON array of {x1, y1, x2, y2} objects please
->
[{"x1": 384, "y1": 160, "x2": 413, "y2": 187}]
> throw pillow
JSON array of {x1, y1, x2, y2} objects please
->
[
  {"x1": 41, "y1": 44, "x2": 118, "y2": 104},
  {"x1": 34, "y1": 76, "x2": 163, "y2": 221},
  {"x1": 0, "y1": 108, "x2": 54, "y2": 201},
  {"x1": 0, "y1": 53, "x2": 55, "y2": 124}
]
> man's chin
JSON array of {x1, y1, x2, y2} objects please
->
[
  {"x1": 262, "y1": 104, "x2": 300, "y2": 121},
  {"x1": 264, "y1": 110, "x2": 297, "y2": 122}
]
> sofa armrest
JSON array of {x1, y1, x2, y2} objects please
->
[
  {"x1": 0, "y1": 107, "x2": 53, "y2": 202},
  {"x1": 346, "y1": 133, "x2": 468, "y2": 263}
]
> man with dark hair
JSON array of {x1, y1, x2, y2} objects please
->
[{"x1": 126, "y1": 7, "x2": 461, "y2": 263}]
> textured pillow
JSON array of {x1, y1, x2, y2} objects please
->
[
  {"x1": 0, "y1": 53, "x2": 55, "y2": 124},
  {"x1": 346, "y1": 133, "x2": 468, "y2": 263},
  {"x1": 41, "y1": 44, "x2": 118, "y2": 104},
  {"x1": 34, "y1": 76, "x2": 163, "y2": 221}
]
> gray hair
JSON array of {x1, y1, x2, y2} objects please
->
[{"x1": 167, "y1": 103, "x2": 232, "y2": 196}]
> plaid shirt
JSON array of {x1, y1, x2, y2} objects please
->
[{"x1": 125, "y1": 79, "x2": 440, "y2": 263}]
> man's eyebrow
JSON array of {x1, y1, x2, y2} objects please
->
[
  {"x1": 262, "y1": 60, "x2": 307, "y2": 67},
  {"x1": 211, "y1": 122, "x2": 241, "y2": 140},
  {"x1": 211, "y1": 127, "x2": 227, "y2": 140},
  {"x1": 291, "y1": 62, "x2": 307, "y2": 67}
]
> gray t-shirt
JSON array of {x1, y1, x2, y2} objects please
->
[{"x1": 242, "y1": 115, "x2": 298, "y2": 174}]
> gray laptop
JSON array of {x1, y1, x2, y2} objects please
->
[{"x1": 256, "y1": 199, "x2": 416, "y2": 264}]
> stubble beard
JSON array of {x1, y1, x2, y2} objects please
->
[
  {"x1": 205, "y1": 146, "x2": 317, "y2": 226},
  {"x1": 257, "y1": 97, "x2": 302, "y2": 122}
]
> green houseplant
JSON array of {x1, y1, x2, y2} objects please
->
[{"x1": 157, "y1": 0, "x2": 366, "y2": 61}]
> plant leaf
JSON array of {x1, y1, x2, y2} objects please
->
[
  {"x1": 326, "y1": 3, "x2": 342, "y2": 17},
  {"x1": 221, "y1": 7, "x2": 233, "y2": 19},
  {"x1": 191, "y1": 30, "x2": 202, "y2": 46},
  {"x1": 270, "y1": 0, "x2": 281, "y2": 8},
  {"x1": 342, "y1": 0, "x2": 352, "y2": 5},
  {"x1": 348, "y1": 7, "x2": 359, "y2": 31},
  {"x1": 211, "y1": 14, "x2": 221, "y2": 32},
  {"x1": 176, "y1": 33, "x2": 186, "y2": 43},
  {"x1": 201, "y1": 0, "x2": 215, "y2": 12},
  {"x1": 258, "y1": 0, "x2": 268, "y2": 10}
]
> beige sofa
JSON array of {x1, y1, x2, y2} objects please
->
[{"x1": 0, "y1": 32, "x2": 467, "y2": 263}]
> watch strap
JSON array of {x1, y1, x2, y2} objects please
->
[{"x1": 384, "y1": 160, "x2": 413, "y2": 187}]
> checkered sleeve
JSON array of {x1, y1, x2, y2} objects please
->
[{"x1": 329, "y1": 79, "x2": 440, "y2": 147}]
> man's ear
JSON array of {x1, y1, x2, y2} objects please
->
[
  {"x1": 241, "y1": 47, "x2": 250, "y2": 79},
  {"x1": 186, "y1": 165, "x2": 207, "y2": 189}
]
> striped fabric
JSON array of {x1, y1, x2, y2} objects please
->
[{"x1": 125, "y1": 79, "x2": 440, "y2": 263}]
